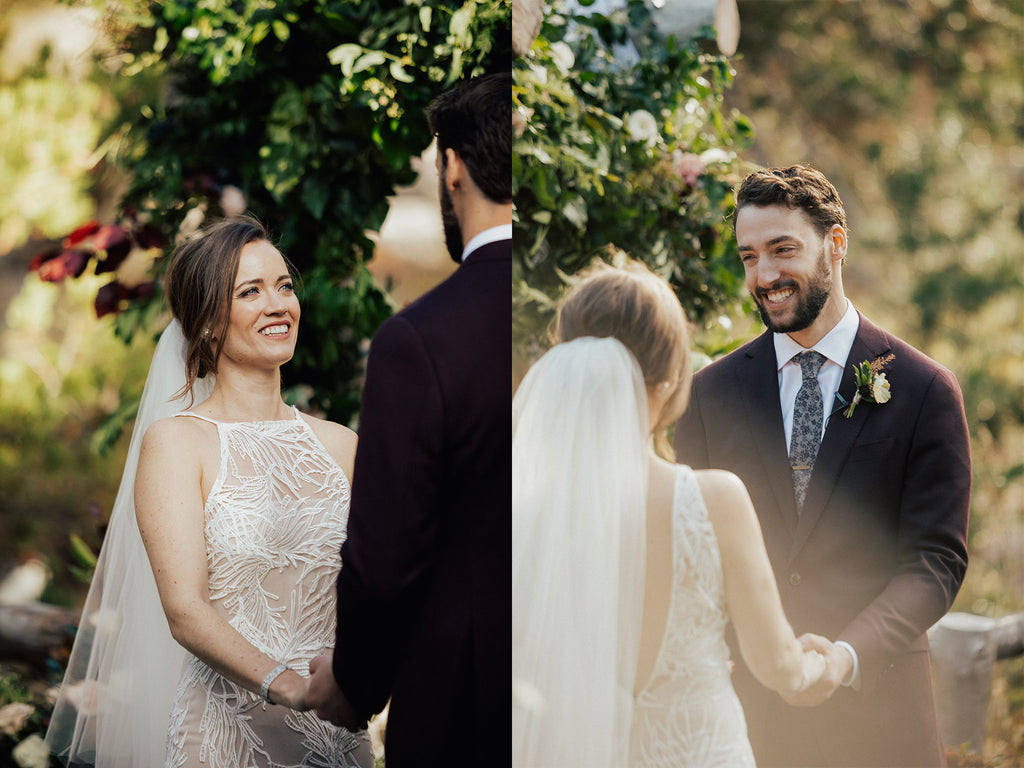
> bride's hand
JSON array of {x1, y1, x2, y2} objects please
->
[
  {"x1": 781, "y1": 634, "x2": 853, "y2": 707},
  {"x1": 797, "y1": 632, "x2": 832, "y2": 655},
  {"x1": 268, "y1": 669, "x2": 312, "y2": 711}
]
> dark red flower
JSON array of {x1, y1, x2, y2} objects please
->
[
  {"x1": 28, "y1": 247, "x2": 61, "y2": 272},
  {"x1": 128, "y1": 281, "x2": 155, "y2": 301},
  {"x1": 94, "y1": 281, "x2": 124, "y2": 318},
  {"x1": 133, "y1": 223, "x2": 166, "y2": 249},
  {"x1": 37, "y1": 250, "x2": 90, "y2": 282},
  {"x1": 63, "y1": 221, "x2": 99, "y2": 248},
  {"x1": 93, "y1": 224, "x2": 127, "y2": 251},
  {"x1": 93, "y1": 225, "x2": 132, "y2": 273}
]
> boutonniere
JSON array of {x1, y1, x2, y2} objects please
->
[{"x1": 843, "y1": 353, "x2": 894, "y2": 418}]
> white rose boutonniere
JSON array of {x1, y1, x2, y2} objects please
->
[{"x1": 843, "y1": 354, "x2": 895, "y2": 418}]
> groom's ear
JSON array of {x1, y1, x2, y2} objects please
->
[
  {"x1": 442, "y1": 147, "x2": 465, "y2": 191},
  {"x1": 828, "y1": 224, "x2": 848, "y2": 265}
]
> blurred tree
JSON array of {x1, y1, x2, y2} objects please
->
[
  {"x1": 0, "y1": 1, "x2": 155, "y2": 597},
  {"x1": 513, "y1": 0, "x2": 755, "y2": 370},
  {"x1": 31, "y1": 0, "x2": 511, "y2": 433}
]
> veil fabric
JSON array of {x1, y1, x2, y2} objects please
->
[
  {"x1": 512, "y1": 337, "x2": 649, "y2": 768},
  {"x1": 46, "y1": 319, "x2": 213, "y2": 767}
]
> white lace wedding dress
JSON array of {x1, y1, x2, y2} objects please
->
[
  {"x1": 164, "y1": 409, "x2": 372, "y2": 768},
  {"x1": 630, "y1": 465, "x2": 756, "y2": 767}
]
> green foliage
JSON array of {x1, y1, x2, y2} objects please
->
[
  {"x1": 513, "y1": 0, "x2": 754, "y2": 361},
  {"x1": 0, "y1": 69, "x2": 104, "y2": 253},
  {"x1": 67, "y1": 0, "x2": 511, "y2": 424}
]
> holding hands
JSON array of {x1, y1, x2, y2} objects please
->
[
  {"x1": 780, "y1": 633, "x2": 855, "y2": 707},
  {"x1": 306, "y1": 653, "x2": 368, "y2": 731}
]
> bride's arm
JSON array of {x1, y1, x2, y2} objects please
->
[
  {"x1": 698, "y1": 470, "x2": 825, "y2": 695},
  {"x1": 134, "y1": 417, "x2": 309, "y2": 710}
]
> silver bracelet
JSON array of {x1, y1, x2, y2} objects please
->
[{"x1": 260, "y1": 663, "x2": 290, "y2": 704}]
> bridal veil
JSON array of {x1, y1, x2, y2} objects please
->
[
  {"x1": 47, "y1": 319, "x2": 213, "y2": 767},
  {"x1": 512, "y1": 337, "x2": 649, "y2": 767}
]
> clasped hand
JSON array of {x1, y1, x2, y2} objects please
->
[
  {"x1": 305, "y1": 653, "x2": 368, "y2": 731},
  {"x1": 780, "y1": 633, "x2": 854, "y2": 707}
]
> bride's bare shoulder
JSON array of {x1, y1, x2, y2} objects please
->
[
  {"x1": 693, "y1": 468, "x2": 746, "y2": 498},
  {"x1": 693, "y1": 469, "x2": 755, "y2": 525},
  {"x1": 140, "y1": 414, "x2": 216, "y2": 454}
]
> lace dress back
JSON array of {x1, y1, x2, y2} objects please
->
[
  {"x1": 630, "y1": 465, "x2": 756, "y2": 768},
  {"x1": 165, "y1": 409, "x2": 371, "y2": 768}
]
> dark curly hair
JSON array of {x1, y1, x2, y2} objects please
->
[{"x1": 734, "y1": 164, "x2": 847, "y2": 238}]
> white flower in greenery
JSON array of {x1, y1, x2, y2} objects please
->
[
  {"x1": 871, "y1": 373, "x2": 892, "y2": 403},
  {"x1": 698, "y1": 147, "x2": 732, "y2": 166},
  {"x1": 625, "y1": 110, "x2": 659, "y2": 147},
  {"x1": 549, "y1": 42, "x2": 575, "y2": 75},
  {"x1": 12, "y1": 734, "x2": 49, "y2": 768}
]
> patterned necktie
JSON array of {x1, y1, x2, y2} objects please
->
[{"x1": 790, "y1": 350, "x2": 827, "y2": 512}]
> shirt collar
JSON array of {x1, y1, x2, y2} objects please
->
[
  {"x1": 461, "y1": 224, "x2": 512, "y2": 262},
  {"x1": 773, "y1": 300, "x2": 860, "y2": 371}
]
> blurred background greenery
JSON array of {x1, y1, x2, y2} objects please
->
[{"x1": 515, "y1": 0, "x2": 1022, "y2": 763}]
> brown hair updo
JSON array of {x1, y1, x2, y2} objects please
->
[{"x1": 554, "y1": 259, "x2": 691, "y2": 460}]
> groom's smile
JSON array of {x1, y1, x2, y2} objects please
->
[{"x1": 736, "y1": 204, "x2": 842, "y2": 342}]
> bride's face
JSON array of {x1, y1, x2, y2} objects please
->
[{"x1": 220, "y1": 240, "x2": 300, "y2": 370}]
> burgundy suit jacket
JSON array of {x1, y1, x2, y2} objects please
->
[
  {"x1": 674, "y1": 313, "x2": 970, "y2": 767},
  {"x1": 334, "y1": 240, "x2": 511, "y2": 768}
]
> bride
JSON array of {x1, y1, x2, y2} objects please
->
[
  {"x1": 512, "y1": 260, "x2": 828, "y2": 767},
  {"x1": 46, "y1": 216, "x2": 372, "y2": 767}
]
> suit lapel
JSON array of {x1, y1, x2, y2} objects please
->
[
  {"x1": 737, "y1": 333, "x2": 801, "y2": 537},
  {"x1": 789, "y1": 315, "x2": 893, "y2": 557}
]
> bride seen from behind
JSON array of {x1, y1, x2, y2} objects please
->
[
  {"x1": 46, "y1": 216, "x2": 372, "y2": 767},
  {"x1": 512, "y1": 259, "x2": 827, "y2": 768}
]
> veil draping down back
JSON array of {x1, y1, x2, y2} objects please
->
[
  {"x1": 512, "y1": 336, "x2": 649, "y2": 768},
  {"x1": 46, "y1": 319, "x2": 213, "y2": 768}
]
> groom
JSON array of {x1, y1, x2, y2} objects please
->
[
  {"x1": 307, "y1": 73, "x2": 512, "y2": 766},
  {"x1": 674, "y1": 165, "x2": 970, "y2": 767}
]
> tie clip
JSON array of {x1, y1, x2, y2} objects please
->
[{"x1": 791, "y1": 465, "x2": 811, "y2": 471}]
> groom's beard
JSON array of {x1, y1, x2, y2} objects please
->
[
  {"x1": 753, "y1": 244, "x2": 832, "y2": 333},
  {"x1": 438, "y1": 179, "x2": 464, "y2": 265}
]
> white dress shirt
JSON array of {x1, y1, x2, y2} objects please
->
[
  {"x1": 773, "y1": 299, "x2": 862, "y2": 688},
  {"x1": 461, "y1": 223, "x2": 512, "y2": 262}
]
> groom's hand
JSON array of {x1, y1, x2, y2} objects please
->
[
  {"x1": 307, "y1": 653, "x2": 368, "y2": 731},
  {"x1": 780, "y1": 634, "x2": 854, "y2": 708}
]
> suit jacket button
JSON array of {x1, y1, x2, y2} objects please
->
[{"x1": 789, "y1": 572, "x2": 802, "y2": 586}]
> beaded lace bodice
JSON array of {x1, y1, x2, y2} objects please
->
[
  {"x1": 630, "y1": 465, "x2": 755, "y2": 768},
  {"x1": 165, "y1": 409, "x2": 370, "y2": 768}
]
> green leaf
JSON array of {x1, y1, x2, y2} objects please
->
[
  {"x1": 69, "y1": 533, "x2": 98, "y2": 569},
  {"x1": 302, "y1": 176, "x2": 331, "y2": 220},
  {"x1": 272, "y1": 20, "x2": 290, "y2": 42},
  {"x1": 562, "y1": 195, "x2": 588, "y2": 231}
]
